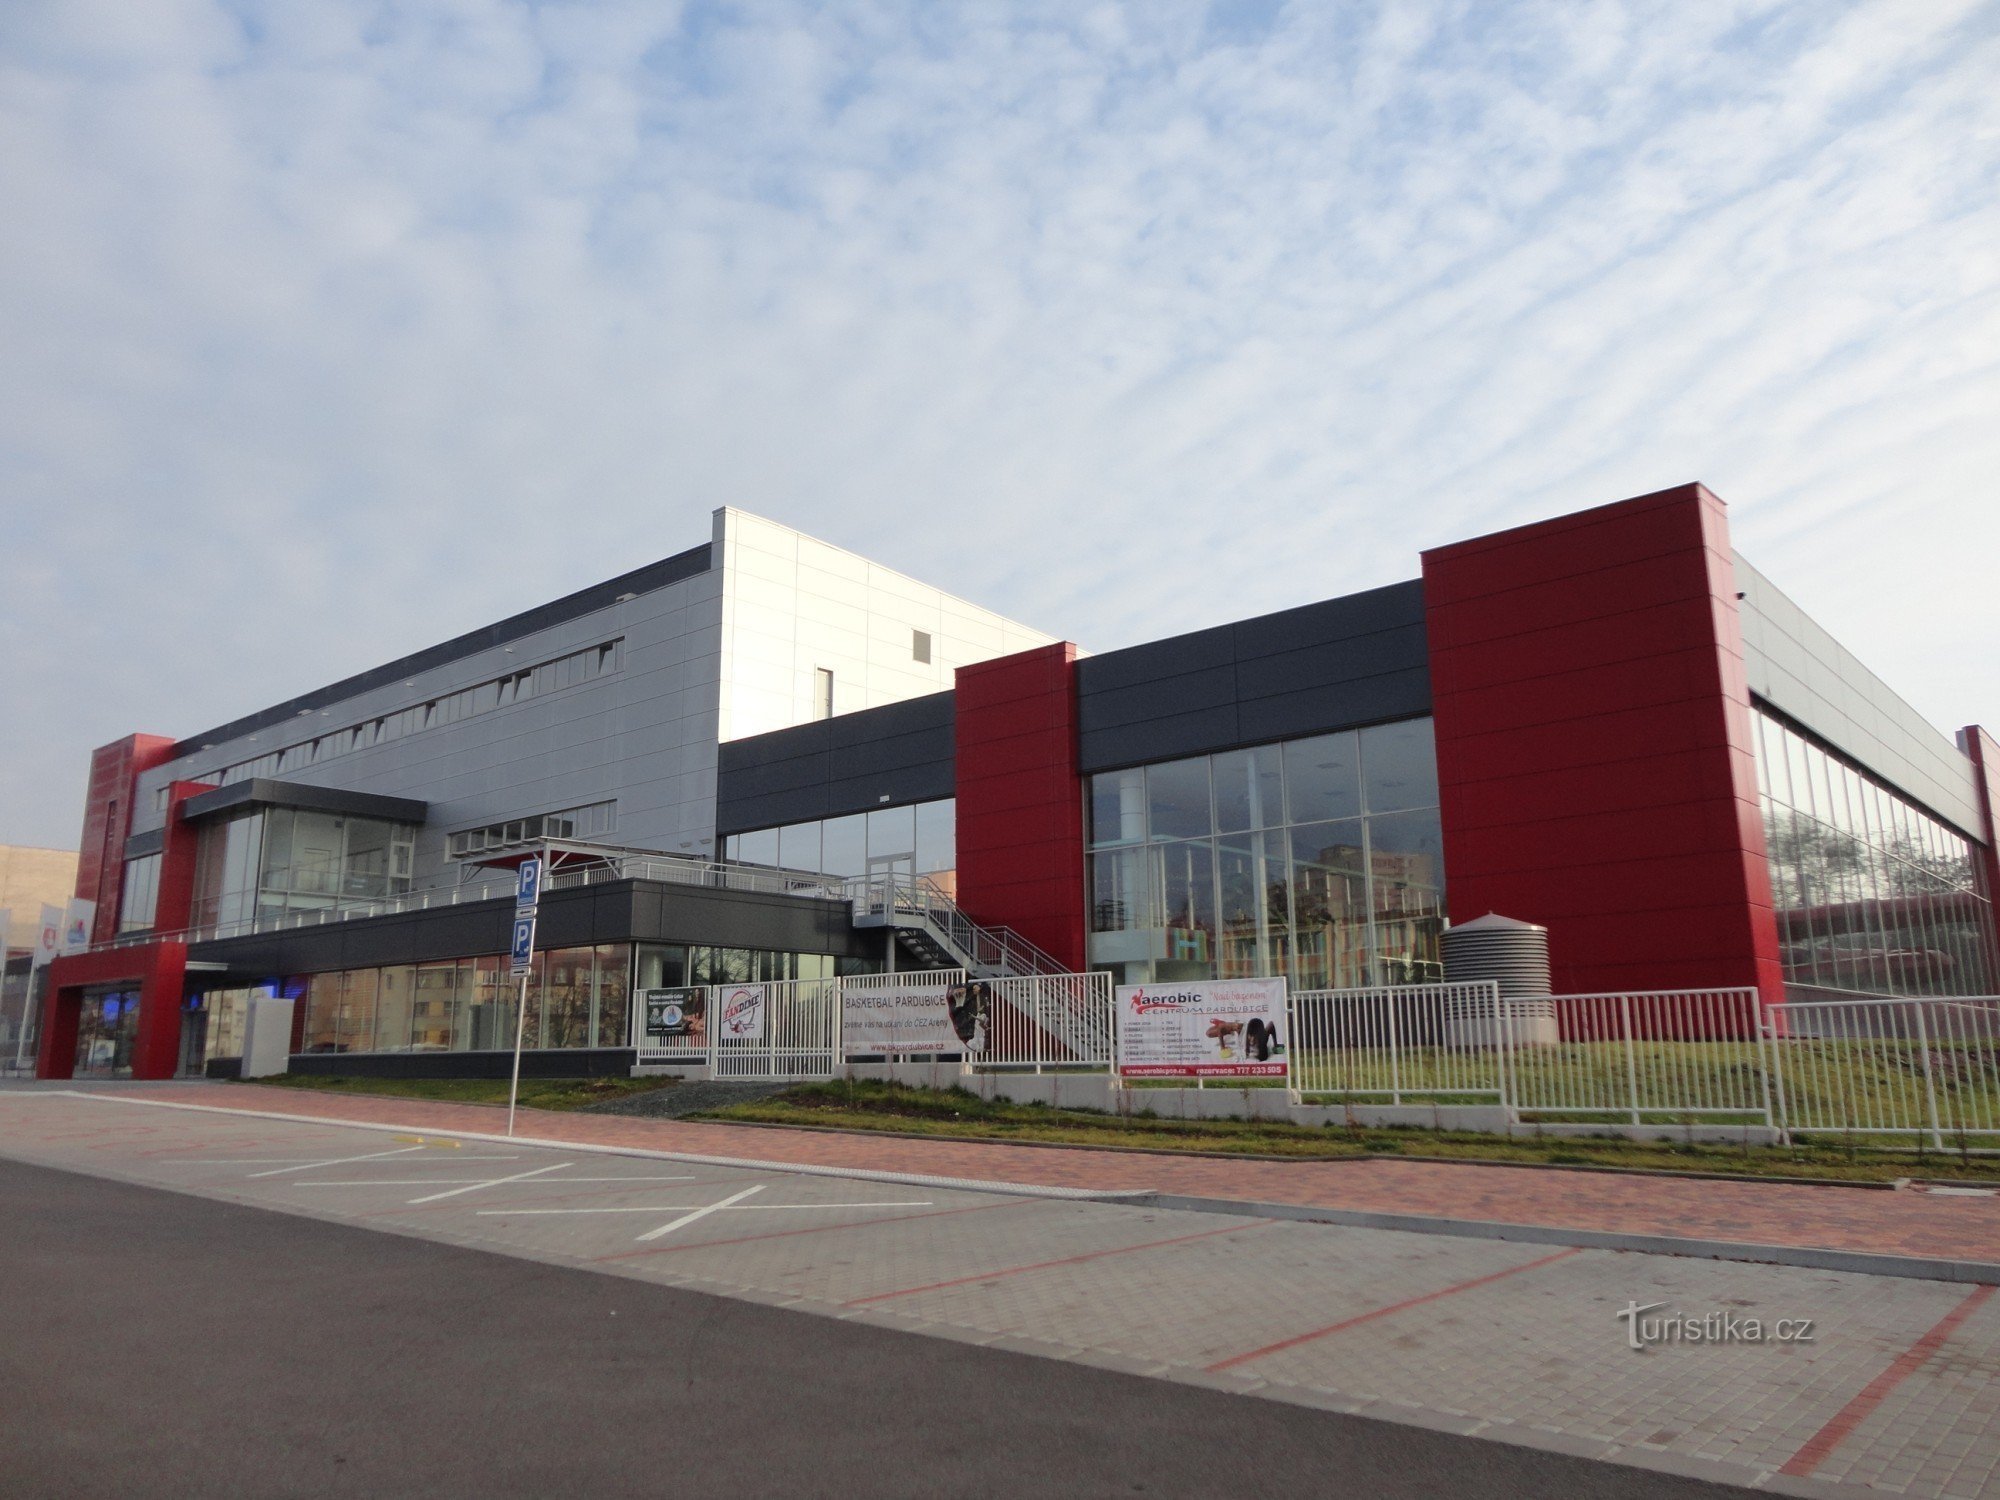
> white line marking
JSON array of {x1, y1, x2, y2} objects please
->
[
  {"x1": 407, "y1": 1163, "x2": 572, "y2": 1204},
  {"x1": 192, "y1": 1156, "x2": 524, "y2": 1166},
  {"x1": 246, "y1": 1146, "x2": 426, "y2": 1179},
  {"x1": 477, "y1": 1201, "x2": 933, "y2": 1218},
  {"x1": 637, "y1": 1184, "x2": 766, "y2": 1241},
  {"x1": 298, "y1": 1175, "x2": 699, "y2": 1189}
]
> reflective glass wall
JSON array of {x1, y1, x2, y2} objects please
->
[
  {"x1": 1752, "y1": 710, "x2": 1998, "y2": 999},
  {"x1": 723, "y1": 799, "x2": 956, "y2": 898},
  {"x1": 300, "y1": 944, "x2": 633, "y2": 1054},
  {"x1": 191, "y1": 809, "x2": 418, "y2": 931},
  {"x1": 297, "y1": 943, "x2": 844, "y2": 1054},
  {"x1": 1089, "y1": 719, "x2": 1445, "y2": 989}
]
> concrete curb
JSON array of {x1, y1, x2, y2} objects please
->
[{"x1": 1133, "y1": 1191, "x2": 2000, "y2": 1286}]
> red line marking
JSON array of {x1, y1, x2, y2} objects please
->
[
  {"x1": 1206, "y1": 1246, "x2": 1584, "y2": 1373},
  {"x1": 1780, "y1": 1284, "x2": 1996, "y2": 1478},
  {"x1": 591, "y1": 1197, "x2": 1039, "y2": 1264},
  {"x1": 847, "y1": 1219, "x2": 1277, "y2": 1307}
]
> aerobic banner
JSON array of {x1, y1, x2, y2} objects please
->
[
  {"x1": 1114, "y1": 978, "x2": 1288, "y2": 1080},
  {"x1": 715, "y1": 983, "x2": 767, "y2": 1042},
  {"x1": 841, "y1": 982, "x2": 957, "y2": 1054}
]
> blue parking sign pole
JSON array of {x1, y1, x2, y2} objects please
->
[{"x1": 506, "y1": 852, "x2": 546, "y2": 1137}]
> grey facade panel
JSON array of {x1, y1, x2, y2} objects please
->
[
  {"x1": 1735, "y1": 555, "x2": 1983, "y2": 836},
  {"x1": 181, "y1": 778, "x2": 430, "y2": 826},
  {"x1": 123, "y1": 827, "x2": 165, "y2": 859},
  {"x1": 1075, "y1": 580, "x2": 1431, "y2": 773},
  {"x1": 185, "y1": 879, "x2": 874, "y2": 978},
  {"x1": 174, "y1": 544, "x2": 712, "y2": 754},
  {"x1": 716, "y1": 692, "x2": 955, "y2": 835}
]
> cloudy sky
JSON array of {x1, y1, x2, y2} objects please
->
[{"x1": 3, "y1": 0, "x2": 1997, "y2": 849}]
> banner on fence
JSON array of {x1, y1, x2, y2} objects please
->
[
  {"x1": 643, "y1": 987, "x2": 705, "y2": 1041},
  {"x1": 841, "y1": 982, "x2": 959, "y2": 1054},
  {"x1": 1116, "y1": 977, "x2": 1288, "y2": 1079},
  {"x1": 716, "y1": 983, "x2": 767, "y2": 1042}
]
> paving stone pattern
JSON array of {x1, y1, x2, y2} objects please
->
[{"x1": 4, "y1": 1088, "x2": 1998, "y2": 1498}]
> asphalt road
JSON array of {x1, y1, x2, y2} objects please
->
[{"x1": 0, "y1": 1157, "x2": 1755, "y2": 1499}]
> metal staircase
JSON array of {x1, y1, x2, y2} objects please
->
[
  {"x1": 847, "y1": 877, "x2": 1110, "y2": 1064},
  {"x1": 847, "y1": 877, "x2": 1069, "y2": 980}
]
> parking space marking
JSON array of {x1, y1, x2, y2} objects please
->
[
  {"x1": 246, "y1": 1146, "x2": 427, "y2": 1178},
  {"x1": 404, "y1": 1162, "x2": 574, "y2": 1204},
  {"x1": 845, "y1": 1218, "x2": 1279, "y2": 1308},
  {"x1": 188, "y1": 1155, "x2": 523, "y2": 1166},
  {"x1": 296, "y1": 1168, "x2": 704, "y2": 1192},
  {"x1": 480, "y1": 1200, "x2": 933, "y2": 1219},
  {"x1": 637, "y1": 1183, "x2": 766, "y2": 1241},
  {"x1": 1205, "y1": 1246, "x2": 1585, "y2": 1373},
  {"x1": 592, "y1": 1196, "x2": 1038, "y2": 1263},
  {"x1": 1778, "y1": 1282, "x2": 1997, "y2": 1478}
]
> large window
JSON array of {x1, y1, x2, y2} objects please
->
[
  {"x1": 191, "y1": 809, "x2": 418, "y2": 932},
  {"x1": 724, "y1": 799, "x2": 957, "y2": 900},
  {"x1": 118, "y1": 853, "x2": 162, "y2": 934},
  {"x1": 298, "y1": 942, "x2": 840, "y2": 1053},
  {"x1": 1087, "y1": 720, "x2": 1445, "y2": 990},
  {"x1": 1752, "y1": 709, "x2": 1997, "y2": 999}
]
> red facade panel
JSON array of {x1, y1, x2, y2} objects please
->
[
  {"x1": 35, "y1": 941, "x2": 189, "y2": 1082},
  {"x1": 953, "y1": 642, "x2": 1088, "y2": 971},
  {"x1": 1422, "y1": 484, "x2": 1785, "y2": 1005},
  {"x1": 71, "y1": 733, "x2": 176, "y2": 943}
]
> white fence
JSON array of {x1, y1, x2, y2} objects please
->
[
  {"x1": 620, "y1": 970, "x2": 2000, "y2": 1147},
  {"x1": 1499, "y1": 988, "x2": 1772, "y2": 1125},
  {"x1": 1767, "y1": 996, "x2": 2000, "y2": 1149},
  {"x1": 1290, "y1": 982, "x2": 1507, "y2": 1103}
]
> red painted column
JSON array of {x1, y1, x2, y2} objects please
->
[
  {"x1": 1421, "y1": 483, "x2": 1785, "y2": 1009},
  {"x1": 156, "y1": 780, "x2": 216, "y2": 931},
  {"x1": 1955, "y1": 726, "x2": 2000, "y2": 977},
  {"x1": 35, "y1": 942, "x2": 189, "y2": 1080},
  {"x1": 953, "y1": 642, "x2": 1088, "y2": 972},
  {"x1": 73, "y1": 734, "x2": 176, "y2": 943}
]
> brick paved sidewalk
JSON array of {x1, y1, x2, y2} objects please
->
[{"x1": 90, "y1": 1081, "x2": 2000, "y2": 1266}]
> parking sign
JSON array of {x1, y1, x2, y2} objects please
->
[
  {"x1": 515, "y1": 857, "x2": 542, "y2": 913},
  {"x1": 509, "y1": 915, "x2": 536, "y2": 976}
]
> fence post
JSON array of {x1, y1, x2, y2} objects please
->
[
  {"x1": 1912, "y1": 1000, "x2": 1946, "y2": 1153},
  {"x1": 1765, "y1": 1011, "x2": 1794, "y2": 1144},
  {"x1": 1033, "y1": 979, "x2": 1045, "y2": 1076},
  {"x1": 1620, "y1": 993, "x2": 1641, "y2": 1126},
  {"x1": 1387, "y1": 990, "x2": 1402, "y2": 1106}
]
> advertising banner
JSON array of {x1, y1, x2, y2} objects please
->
[
  {"x1": 643, "y1": 987, "x2": 705, "y2": 1041},
  {"x1": 1114, "y1": 977, "x2": 1288, "y2": 1080},
  {"x1": 841, "y1": 981, "x2": 961, "y2": 1054},
  {"x1": 60, "y1": 898, "x2": 96, "y2": 956},
  {"x1": 35, "y1": 905, "x2": 62, "y2": 969},
  {"x1": 716, "y1": 983, "x2": 767, "y2": 1042}
]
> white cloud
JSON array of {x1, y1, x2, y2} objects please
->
[{"x1": 2, "y1": 0, "x2": 1998, "y2": 845}]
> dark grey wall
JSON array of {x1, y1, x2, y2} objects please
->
[
  {"x1": 1075, "y1": 580, "x2": 1431, "y2": 773},
  {"x1": 187, "y1": 878, "x2": 877, "y2": 978},
  {"x1": 716, "y1": 692, "x2": 955, "y2": 836}
]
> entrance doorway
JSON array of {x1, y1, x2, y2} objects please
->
[{"x1": 75, "y1": 991, "x2": 141, "y2": 1078}]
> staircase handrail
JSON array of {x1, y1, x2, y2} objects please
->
[{"x1": 843, "y1": 875, "x2": 1070, "y2": 979}]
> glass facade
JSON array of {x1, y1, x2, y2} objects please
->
[
  {"x1": 300, "y1": 945, "x2": 632, "y2": 1054},
  {"x1": 724, "y1": 799, "x2": 957, "y2": 899},
  {"x1": 1088, "y1": 719, "x2": 1446, "y2": 990},
  {"x1": 1752, "y1": 709, "x2": 1998, "y2": 1000},
  {"x1": 298, "y1": 943, "x2": 841, "y2": 1053},
  {"x1": 190, "y1": 808, "x2": 418, "y2": 930},
  {"x1": 119, "y1": 852, "x2": 161, "y2": 933},
  {"x1": 74, "y1": 991, "x2": 141, "y2": 1078}
]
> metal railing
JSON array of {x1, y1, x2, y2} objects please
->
[
  {"x1": 845, "y1": 875, "x2": 1070, "y2": 979},
  {"x1": 1499, "y1": 988, "x2": 1772, "y2": 1125},
  {"x1": 710, "y1": 977, "x2": 843, "y2": 1080},
  {"x1": 82, "y1": 855, "x2": 848, "y2": 955},
  {"x1": 1765, "y1": 996, "x2": 2000, "y2": 1148},
  {"x1": 1290, "y1": 982, "x2": 1506, "y2": 1103},
  {"x1": 977, "y1": 972, "x2": 1115, "y2": 1069}
]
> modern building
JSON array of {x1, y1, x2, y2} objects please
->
[{"x1": 36, "y1": 483, "x2": 2000, "y2": 1082}]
